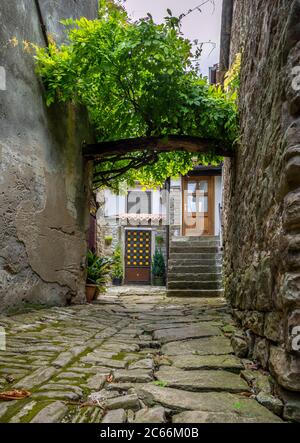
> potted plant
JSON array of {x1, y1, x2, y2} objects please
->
[
  {"x1": 111, "y1": 244, "x2": 123, "y2": 286},
  {"x1": 152, "y1": 248, "x2": 166, "y2": 286},
  {"x1": 104, "y1": 235, "x2": 113, "y2": 247},
  {"x1": 86, "y1": 250, "x2": 112, "y2": 302}
]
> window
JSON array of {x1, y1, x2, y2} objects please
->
[{"x1": 127, "y1": 191, "x2": 152, "y2": 214}]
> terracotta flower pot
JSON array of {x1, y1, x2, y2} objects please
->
[{"x1": 86, "y1": 284, "x2": 97, "y2": 303}]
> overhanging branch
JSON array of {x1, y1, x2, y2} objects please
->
[
  {"x1": 83, "y1": 135, "x2": 233, "y2": 159},
  {"x1": 92, "y1": 152, "x2": 159, "y2": 186}
]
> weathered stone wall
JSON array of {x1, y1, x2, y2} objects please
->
[
  {"x1": 222, "y1": 0, "x2": 300, "y2": 417},
  {"x1": 0, "y1": 0, "x2": 98, "y2": 312}
]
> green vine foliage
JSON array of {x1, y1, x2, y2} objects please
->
[
  {"x1": 34, "y1": 0, "x2": 238, "y2": 189},
  {"x1": 224, "y1": 53, "x2": 241, "y2": 99}
]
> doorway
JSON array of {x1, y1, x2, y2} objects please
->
[{"x1": 182, "y1": 176, "x2": 215, "y2": 236}]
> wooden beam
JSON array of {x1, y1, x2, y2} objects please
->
[{"x1": 83, "y1": 135, "x2": 233, "y2": 159}]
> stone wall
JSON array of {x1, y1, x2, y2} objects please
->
[
  {"x1": 222, "y1": 0, "x2": 300, "y2": 418},
  {"x1": 0, "y1": 0, "x2": 98, "y2": 312}
]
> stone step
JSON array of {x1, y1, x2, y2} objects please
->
[
  {"x1": 171, "y1": 238, "x2": 220, "y2": 245},
  {"x1": 168, "y1": 265, "x2": 222, "y2": 273},
  {"x1": 167, "y1": 289, "x2": 224, "y2": 298},
  {"x1": 169, "y1": 253, "x2": 222, "y2": 260},
  {"x1": 168, "y1": 273, "x2": 222, "y2": 282},
  {"x1": 170, "y1": 246, "x2": 220, "y2": 254},
  {"x1": 172, "y1": 236, "x2": 219, "y2": 243},
  {"x1": 167, "y1": 281, "x2": 221, "y2": 290},
  {"x1": 168, "y1": 259, "x2": 222, "y2": 267}
]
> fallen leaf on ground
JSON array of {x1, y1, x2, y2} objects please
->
[
  {"x1": 0, "y1": 390, "x2": 31, "y2": 401},
  {"x1": 240, "y1": 391, "x2": 253, "y2": 397},
  {"x1": 106, "y1": 374, "x2": 114, "y2": 383}
]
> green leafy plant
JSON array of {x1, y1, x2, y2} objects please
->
[
  {"x1": 87, "y1": 250, "x2": 113, "y2": 291},
  {"x1": 155, "y1": 235, "x2": 164, "y2": 248},
  {"x1": 224, "y1": 52, "x2": 241, "y2": 99},
  {"x1": 111, "y1": 244, "x2": 124, "y2": 280},
  {"x1": 152, "y1": 248, "x2": 166, "y2": 278},
  {"x1": 34, "y1": 1, "x2": 238, "y2": 189}
]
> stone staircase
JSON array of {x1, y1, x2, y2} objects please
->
[{"x1": 167, "y1": 236, "x2": 223, "y2": 297}]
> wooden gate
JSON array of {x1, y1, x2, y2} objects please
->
[{"x1": 125, "y1": 229, "x2": 151, "y2": 284}]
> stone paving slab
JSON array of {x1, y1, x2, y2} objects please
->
[
  {"x1": 153, "y1": 323, "x2": 221, "y2": 343},
  {"x1": 156, "y1": 366, "x2": 250, "y2": 393},
  {"x1": 137, "y1": 384, "x2": 282, "y2": 421},
  {"x1": 171, "y1": 354, "x2": 243, "y2": 372},
  {"x1": 162, "y1": 336, "x2": 234, "y2": 356},
  {"x1": 0, "y1": 291, "x2": 284, "y2": 423}
]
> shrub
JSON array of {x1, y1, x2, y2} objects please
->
[
  {"x1": 111, "y1": 244, "x2": 124, "y2": 280},
  {"x1": 152, "y1": 248, "x2": 166, "y2": 278}
]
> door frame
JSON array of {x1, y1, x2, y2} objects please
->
[{"x1": 182, "y1": 175, "x2": 215, "y2": 236}]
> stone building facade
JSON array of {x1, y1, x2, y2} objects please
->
[
  {"x1": 97, "y1": 168, "x2": 222, "y2": 285},
  {"x1": 221, "y1": 0, "x2": 300, "y2": 417},
  {"x1": 0, "y1": 0, "x2": 98, "y2": 312}
]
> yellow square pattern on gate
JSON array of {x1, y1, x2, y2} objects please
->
[{"x1": 126, "y1": 230, "x2": 151, "y2": 268}]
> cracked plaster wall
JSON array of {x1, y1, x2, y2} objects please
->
[{"x1": 0, "y1": 0, "x2": 98, "y2": 312}]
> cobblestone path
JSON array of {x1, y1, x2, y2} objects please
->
[{"x1": 0, "y1": 291, "x2": 283, "y2": 423}]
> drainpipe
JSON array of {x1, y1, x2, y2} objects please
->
[{"x1": 219, "y1": 0, "x2": 234, "y2": 82}]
